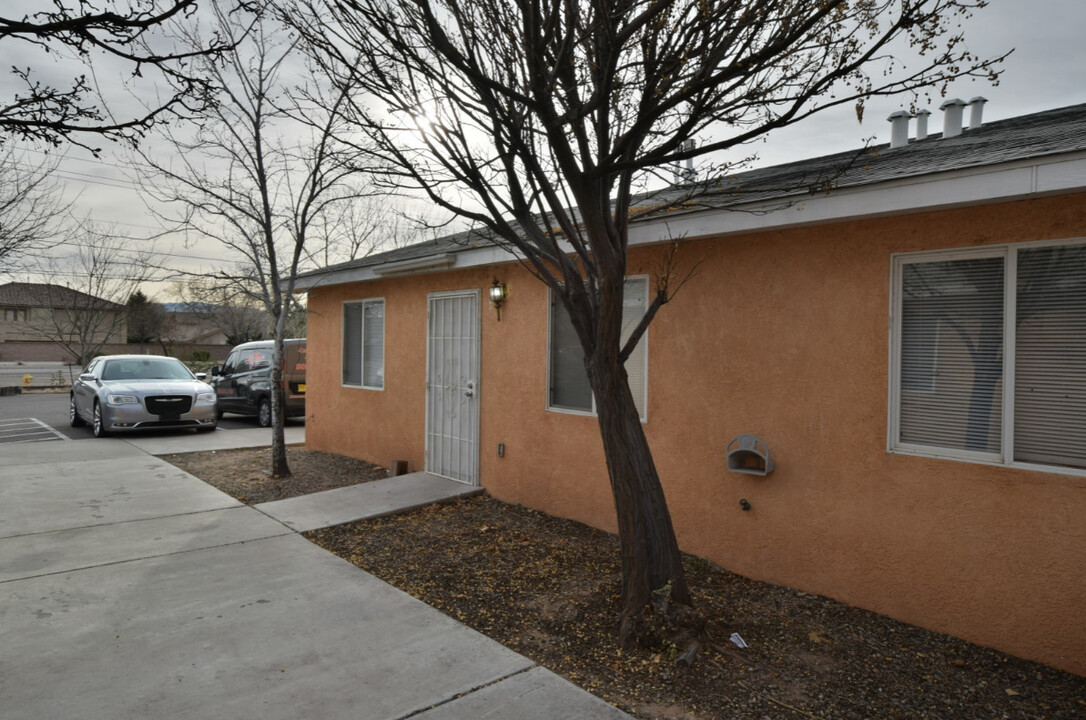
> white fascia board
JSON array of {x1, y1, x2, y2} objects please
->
[
  {"x1": 628, "y1": 152, "x2": 1086, "y2": 246},
  {"x1": 294, "y1": 244, "x2": 519, "y2": 291}
]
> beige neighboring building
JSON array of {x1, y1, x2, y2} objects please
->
[
  {"x1": 159, "y1": 303, "x2": 230, "y2": 346},
  {"x1": 0, "y1": 282, "x2": 127, "y2": 362}
]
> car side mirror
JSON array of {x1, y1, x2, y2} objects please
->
[
  {"x1": 79, "y1": 373, "x2": 95, "y2": 382},
  {"x1": 194, "y1": 372, "x2": 208, "y2": 381},
  {"x1": 210, "y1": 366, "x2": 220, "y2": 376}
]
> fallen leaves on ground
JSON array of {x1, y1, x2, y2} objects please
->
[
  {"x1": 308, "y1": 497, "x2": 1085, "y2": 720},
  {"x1": 162, "y1": 445, "x2": 387, "y2": 504},
  {"x1": 167, "y1": 449, "x2": 1085, "y2": 719}
]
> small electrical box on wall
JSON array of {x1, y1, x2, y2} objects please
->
[{"x1": 726, "y1": 434, "x2": 774, "y2": 476}]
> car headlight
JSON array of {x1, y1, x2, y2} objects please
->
[
  {"x1": 196, "y1": 392, "x2": 216, "y2": 404},
  {"x1": 107, "y1": 394, "x2": 140, "y2": 406}
]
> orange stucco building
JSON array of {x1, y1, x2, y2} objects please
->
[{"x1": 297, "y1": 104, "x2": 1086, "y2": 675}]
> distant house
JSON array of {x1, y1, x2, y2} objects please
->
[
  {"x1": 158, "y1": 303, "x2": 230, "y2": 346},
  {"x1": 294, "y1": 103, "x2": 1086, "y2": 675},
  {"x1": 0, "y1": 282, "x2": 127, "y2": 362}
]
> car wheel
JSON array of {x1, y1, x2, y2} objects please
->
[
  {"x1": 92, "y1": 401, "x2": 109, "y2": 438},
  {"x1": 215, "y1": 406, "x2": 224, "y2": 421},
  {"x1": 69, "y1": 395, "x2": 86, "y2": 427},
  {"x1": 257, "y1": 397, "x2": 272, "y2": 427}
]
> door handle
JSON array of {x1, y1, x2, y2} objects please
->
[{"x1": 464, "y1": 381, "x2": 475, "y2": 398}]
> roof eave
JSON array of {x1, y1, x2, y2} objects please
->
[{"x1": 294, "y1": 147, "x2": 1086, "y2": 293}]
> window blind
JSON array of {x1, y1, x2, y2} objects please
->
[
  {"x1": 1014, "y1": 245, "x2": 1086, "y2": 468},
  {"x1": 899, "y1": 257, "x2": 1004, "y2": 454},
  {"x1": 362, "y1": 300, "x2": 385, "y2": 388}
]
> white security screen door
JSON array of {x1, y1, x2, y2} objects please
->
[{"x1": 426, "y1": 290, "x2": 481, "y2": 485}]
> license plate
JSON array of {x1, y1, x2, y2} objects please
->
[{"x1": 297, "y1": 384, "x2": 306, "y2": 393}]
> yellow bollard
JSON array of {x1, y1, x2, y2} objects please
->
[{"x1": 22, "y1": 373, "x2": 33, "y2": 386}]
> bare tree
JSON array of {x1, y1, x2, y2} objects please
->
[
  {"x1": 291, "y1": 0, "x2": 1003, "y2": 643},
  {"x1": 181, "y1": 276, "x2": 273, "y2": 345},
  {"x1": 0, "y1": 144, "x2": 71, "y2": 275},
  {"x1": 0, "y1": 1, "x2": 254, "y2": 152},
  {"x1": 305, "y1": 196, "x2": 435, "y2": 269},
  {"x1": 136, "y1": 2, "x2": 376, "y2": 477},
  {"x1": 24, "y1": 223, "x2": 153, "y2": 365}
]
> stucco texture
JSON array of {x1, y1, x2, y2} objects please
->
[{"x1": 304, "y1": 193, "x2": 1086, "y2": 675}]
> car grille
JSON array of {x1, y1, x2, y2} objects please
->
[{"x1": 145, "y1": 395, "x2": 193, "y2": 415}]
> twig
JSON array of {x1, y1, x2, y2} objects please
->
[
  {"x1": 709, "y1": 643, "x2": 756, "y2": 666},
  {"x1": 675, "y1": 639, "x2": 702, "y2": 667}
]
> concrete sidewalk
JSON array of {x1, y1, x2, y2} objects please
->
[
  {"x1": 255, "y1": 472, "x2": 484, "y2": 532},
  {"x1": 0, "y1": 439, "x2": 630, "y2": 719},
  {"x1": 123, "y1": 424, "x2": 306, "y2": 454}
]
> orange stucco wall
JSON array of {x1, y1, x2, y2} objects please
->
[{"x1": 305, "y1": 193, "x2": 1086, "y2": 676}]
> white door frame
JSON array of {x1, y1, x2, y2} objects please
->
[{"x1": 425, "y1": 289, "x2": 481, "y2": 485}]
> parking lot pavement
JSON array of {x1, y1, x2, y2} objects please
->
[
  {"x1": 0, "y1": 417, "x2": 71, "y2": 444},
  {"x1": 0, "y1": 391, "x2": 302, "y2": 445},
  {"x1": 0, "y1": 431, "x2": 631, "y2": 720}
]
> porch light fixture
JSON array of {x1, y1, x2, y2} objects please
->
[{"x1": 489, "y1": 279, "x2": 508, "y2": 321}]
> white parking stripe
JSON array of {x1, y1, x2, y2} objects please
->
[
  {"x1": 0, "y1": 418, "x2": 69, "y2": 443},
  {"x1": 27, "y1": 418, "x2": 69, "y2": 441}
]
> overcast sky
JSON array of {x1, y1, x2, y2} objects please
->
[{"x1": 3, "y1": 0, "x2": 1085, "y2": 295}]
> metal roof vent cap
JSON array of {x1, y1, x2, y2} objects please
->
[
  {"x1": 887, "y1": 110, "x2": 912, "y2": 148},
  {"x1": 968, "y1": 96, "x2": 988, "y2": 129},
  {"x1": 939, "y1": 98, "x2": 968, "y2": 138},
  {"x1": 915, "y1": 109, "x2": 931, "y2": 140}
]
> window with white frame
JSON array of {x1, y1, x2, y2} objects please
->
[
  {"x1": 343, "y1": 298, "x2": 385, "y2": 389},
  {"x1": 548, "y1": 277, "x2": 649, "y2": 420},
  {"x1": 890, "y1": 240, "x2": 1086, "y2": 471}
]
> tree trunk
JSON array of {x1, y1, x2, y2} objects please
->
[
  {"x1": 269, "y1": 336, "x2": 291, "y2": 478},
  {"x1": 587, "y1": 352, "x2": 690, "y2": 643}
]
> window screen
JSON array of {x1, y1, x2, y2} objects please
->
[
  {"x1": 342, "y1": 302, "x2": 363, "y2": 385},
  {"x1": 549, "y1": 278, "x2": 648, "y2": 419},
  {"x1": 343, "y1": 299, "x2": 384, "y2": 388}
]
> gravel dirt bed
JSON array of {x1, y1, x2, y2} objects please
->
[
  {"x1": 161, "y1": 445, "x2": 388, "y2": 504},
  {"x1": 166, "y1": 449, "x2": 1085, "y2": 719}
]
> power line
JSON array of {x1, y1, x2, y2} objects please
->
[{"x1": 12, "y1": 144, "x2": 137, "y2": 173}]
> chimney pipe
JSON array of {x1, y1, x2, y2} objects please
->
[
  {"x1": 915, "y1": 109, "x2": 931, "y2": 140},
  {"x1": 939, "y1": 98, "x2": 967, "y2": 138},
  {"x1": 680, "y1": 138, "x2": 696, "y2": 182},
  {"x1": 968, "y1": 96, "x2": 988, "y2": 129},
  {"x1": 887, "y1": 110, "x2": 911, "y2": 148}
]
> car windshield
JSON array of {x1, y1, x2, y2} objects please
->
[{"x1": 101, "y1": 358, "x2": 194, "y2": 382}]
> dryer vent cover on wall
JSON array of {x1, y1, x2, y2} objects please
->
[{"x1": 726, "y1": 434, "x2": 775, "y2": 476}]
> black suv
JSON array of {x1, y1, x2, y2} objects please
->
[{"x1": 211, "y1": 339, "x2": 306, "y2": 426}]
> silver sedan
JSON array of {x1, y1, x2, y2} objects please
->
[{"x1": 70, "y1": 355, "x2": 218, "y2": 437}]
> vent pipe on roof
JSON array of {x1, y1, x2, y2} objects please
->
[
  {"x1": 940, "y1": 98, "x2": 967, "y2": 138},
  {"x1": 915, "y1": 109, "x2": 931, "y2": 140},
  {"x1": 672, "y1": 139, "x2": 694, "y2": 185},
  {"x1": 887, "y1": 110, "x2": 911, "y2": 148},
  {"x1": 679, "y1": 138, "x2": 697, "y2": 183},
  {"x1": 968, "y1": 96, "x2": 988, "y2": 129}
]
